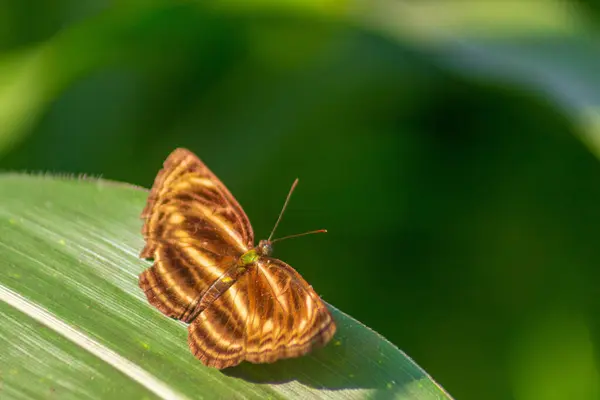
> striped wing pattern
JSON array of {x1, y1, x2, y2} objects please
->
[
  {"x1": 139, "y1": 148, "x2": 336, "y2": 369},
  {"x1": 139, "y1": 148, "x2": 253, "y2": 320},
  {"x1": 188, "y1": 258, "x2": 336, "y2": 368}
]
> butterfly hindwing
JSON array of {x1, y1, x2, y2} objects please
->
[
  {"x1": 187, "y1": 276, "x2": 249, "y2": 368},
  {"x1": 187, "y1": 257, "x2": 336, "y2": 369},
  {"x1": 245, "y1": 258, "x2": 336, "y2": 364}
]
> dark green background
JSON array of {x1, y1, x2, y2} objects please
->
[{"x1": 2, "y1": 2, "x2": 600, "y2": 399}]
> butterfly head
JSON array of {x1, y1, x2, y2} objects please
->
[{"x1": 257, "y1": 240, "x2": 274, "y2": 256}]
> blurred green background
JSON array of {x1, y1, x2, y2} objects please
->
[{"x1": 2, "y1": 1, "x2": 600, "y2": 399}]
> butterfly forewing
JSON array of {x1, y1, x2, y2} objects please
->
[
  {"x1": 141, "y1": 148, "x2": 254, "y2": 256},
  {"x1": 139, "y1": 148, "x2": 336, "y2": 368}
]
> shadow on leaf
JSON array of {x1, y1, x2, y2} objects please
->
[{"x1": 223, "y1": 307, "x2": 436, "y2": 398}]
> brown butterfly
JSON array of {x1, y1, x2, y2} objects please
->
[{"x1": 138, "y1": 148, "x2": 336, "y2": 369}]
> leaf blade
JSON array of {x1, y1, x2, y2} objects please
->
[{"x1": 0, "y1": 174, "x2": 451, "y2": 400}]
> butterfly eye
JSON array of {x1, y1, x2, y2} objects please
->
[{"x1": 259, "y1": 241, "x2": 273, "y2": 256}]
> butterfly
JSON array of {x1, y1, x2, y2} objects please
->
[{"x1": 138, "y1": 148, "x2": 336, "y2": 369}]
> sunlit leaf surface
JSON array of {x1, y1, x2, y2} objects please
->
[{"x1": 0, "y1": 174, "x2": 452, "y2": 400}]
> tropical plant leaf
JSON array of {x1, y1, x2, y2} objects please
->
[
  {"x1": 357, "y1": 0, "x2": 600, "y2": 157},
  {"x1": 0, "y1": 174, "x2": 452, "y2": 400}
]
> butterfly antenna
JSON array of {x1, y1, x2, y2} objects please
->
[
  {"x1": 268, "y1": 178, "x2": 299, "y2": 242},
  {"x1": 271, "y1": 229, "x2": 327, "y2": 244}
]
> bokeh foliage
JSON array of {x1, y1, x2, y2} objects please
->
[{"x1": 2, "y1": 1, "x2": 600, "y2": 399}]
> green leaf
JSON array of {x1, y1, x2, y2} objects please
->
[
  {"x1": 355, "y1": 0, "x2": 600, "y2": 157},
  {"x1": 0, "y1": 174, "x2": 452, "y2": 400}
]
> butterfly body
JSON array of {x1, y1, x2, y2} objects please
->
[
  {"x1": 239, "y1": 247, "x2": 262, "y2": 266},
  {"x1": 139, "y1": 148, "x2": 336, "y2": 369}
]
